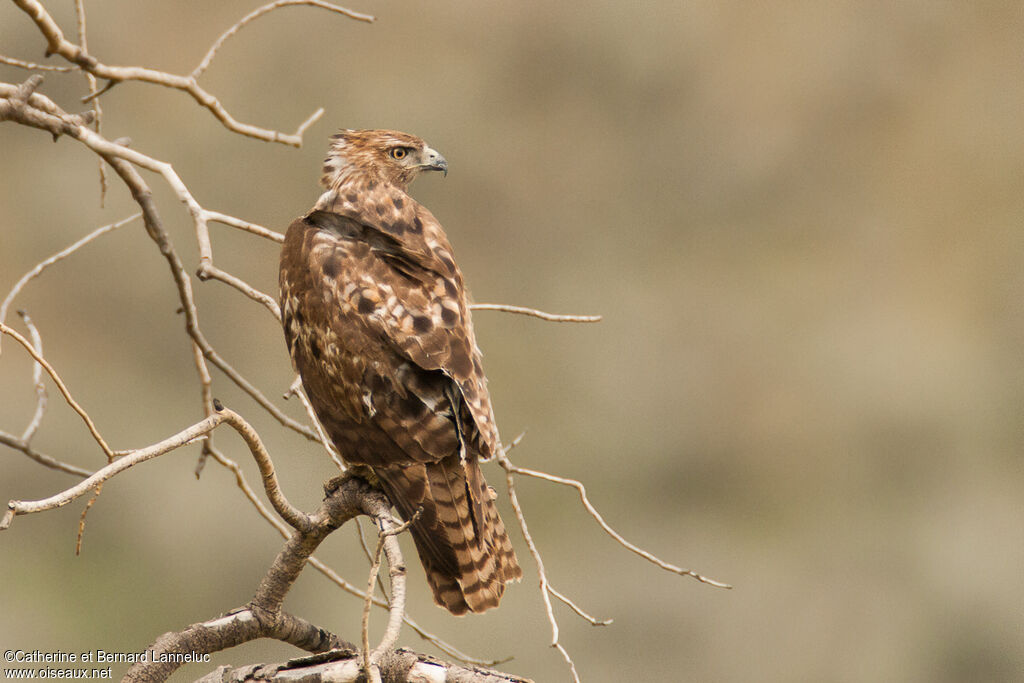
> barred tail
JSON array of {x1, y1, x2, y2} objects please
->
[{"x1": 375, "y1": 455, "x2": 522, "y2": 615}]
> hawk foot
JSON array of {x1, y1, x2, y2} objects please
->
[{"x1": 323, "y1": 466, "x2": 380, "y2": 498}]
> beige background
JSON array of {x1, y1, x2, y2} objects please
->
[{"x1": 2, "y1": 2, "x2": 1023, "y2": 681}]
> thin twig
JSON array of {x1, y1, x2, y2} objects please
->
[
  {"x1": 470, "y1": 303, "x2": 601, "y2": 323},
  {"x1": 1, "y1": 413, "x2": 222, "y2": 529},
  {"x1": 0, "y1": 213, "x2": 140, "y2": 333},
  {"x1": 206, "y1": 444, "x2": 291, "y2": 537},
  {"x1": 192, "y1": 0, "x2": 374, "y2": 79},
  {"x1": 497, "y1": 454, "x2": 563, "y2": 648},
  {"x1": 548, "y1": 585, "x2": 612, "y2": 626},
  {"x1": 554, "y1": 643, "x2": 581, "y2": 683},
  {"x1": 197, "y1": 264, "x2": 281, "y2": 318},
  {"x1": 192, "y1": 340, "x2": 217, "y2": 478},
  {"x1": 74, "y1": 0, "x2": 106, "y2": 205},
  {"x1": 0, "y1": 322, "x2": 113, "y2": 460},
  {"x1": 75, "y1": 481, "x2": 103, "y2": 554},
  {"x1": 284, "y1": 376, "x2": 346, "y2": 469},
  {"x1": 0, "y1": 54, "x2": 76, "y2": 71},
  {"x1": 0, "y1": 84, "x2": 317, "y2": 441},
  {"x1": 361, "y1": 533, "x2": 386, "y2": 683},
  {"x1": 306, "y1": 551, "x2": 503, "y2": 666},
  {"x1": 206, "y1": 211, "x2": 284, "y2": 243},
  {"x1": 506, "y1": 461, "x2": 731, "y2": 589},
  {"x1": 0, "y1": 430, "x2": 91, "y2": 478},
  {"x1": 16, "y1": 311, "x2": 47, "y2": 444},
  {"x1": 355, "y1": 518, "x2": 390, "y2": 601},
  {"x1": 361, "y1": 511, "x2": 416, "y2": 682}
]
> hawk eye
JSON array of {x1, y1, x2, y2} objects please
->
[{"x1": 390, "y1": 147, "x2": 409, "y2": 160}]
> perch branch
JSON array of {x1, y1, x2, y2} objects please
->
[{"x1": 126, "y1": 477, "x2": 424, "y2": 682}]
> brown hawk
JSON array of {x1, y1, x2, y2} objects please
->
[{"x1": 279, "y1": 129, "x2": 522, "y2": 614}]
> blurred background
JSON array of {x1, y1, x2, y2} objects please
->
[{"x1": 1, "y1": 1, "x2": 1022, "y2": 681}]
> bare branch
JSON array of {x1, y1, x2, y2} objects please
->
[
  {"x1": 0, "y1": 54, "x2": 76, "y2": 71},
  {"x1": 192, "y1": 0, "x2": 374, "y2": 79},
  {"x1": 73, "y1": 0, "x2": 106, "y2": 204},
  {"x1": 206, "y1": 211, "x2": 284, "y2": 243},
  {"x1": 284, "y1": 376, "x2": 346, "y2": 469},
  {"x1": 496, "y1": 453, "x2": 566, "y2": 658},
  {"x1": 361, "y1": 512, "x2": 416, "y2": 682},
  {"x1": 0, "y1": 83, "x2": 320, "y2": 443},
  {"x1": 214, "y1": 402, "x2": 312, "y2": 532},
  {"x1": 506, "y1": 460, "x2": 732, "y2": 589},
  {"x1": 0, "y1": 322, "x2": 113, "y2": 460},
  {"x1": 470, "y1": 303, "x2": 602, "y2": 323},
  {"x1": 0, "y1": 430, "x2": 91, "y2": 478},
  {"x1": 122, "y1": 475, "x2": 520, "y2": 682},
  {"x1": 1, "y1": 413, "x2": 221, "y2": 530},
  {"x1": 205, "y1": 444, "x2": 291, "y2": 537},
  {"x1": 197, "y1": 263, "x2": 281, "y2": 318},
  {"x1": 548, "y1": 584, "x2": 612, "y2": 626},
  {"x1": 0, "y1": 213, "x2": 139, "y2": 333},
  {"x1": 1, "y1": 404, "x2": 308, "y2": 533},
  {"x1": 74, "y1": 481, "x2": 103, "y2": 554},
  {"x1": 10, "y1": 0, "x2": 357, "y2": 146},
  {"x1": 303, "y1": 554, "x2": 504, "y2": 667},
  {"x1": 16, "y1": 311, "x2": 47, "y2": 444}
]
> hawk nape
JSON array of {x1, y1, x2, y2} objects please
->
[{"x1": 279, "y1": 129, "x2": 522, "y2": 614}]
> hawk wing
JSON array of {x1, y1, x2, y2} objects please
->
[{"x1": 305, "y1": 187, "x2": 501, "y2": 462}]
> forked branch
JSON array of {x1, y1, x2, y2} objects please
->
[{"x1": 9, "y1": 0, "x2": 372, "y2": 146}]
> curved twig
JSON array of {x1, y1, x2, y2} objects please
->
[
  {"x1": 10, "y1": 0, "x2": 342, "y2": 146},
  {"x1": 0, "y1": 322, "x2": 113, "y2": 460},
  {"x1": 16, "y1": 311, "x2": 47, "y2": 445},
  {"x1": 506, "y1": 460, "x2": 731, "y2": 589},
  {"x1": 192, "y1": 0, "x2": 374, "y2": 79},
  {"x1": 471, "y1": 303, "x2": 601, "y2": 323},
  {"x1": 0, "y1": 213, "x2": 139, "y2": 334}
]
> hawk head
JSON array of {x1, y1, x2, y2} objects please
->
[{"x1": 320, "y1": 129, "x2": 448, "y2": 191}]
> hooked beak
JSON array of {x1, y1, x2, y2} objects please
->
[{"x1": 420, "y1": 145, "x2": 448, "y2": 177}]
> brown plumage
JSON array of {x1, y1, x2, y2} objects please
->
[{"x1": 279, "y1": 129, "x2": 522, "y2": 614}]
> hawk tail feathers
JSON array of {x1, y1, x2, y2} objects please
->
[{"x1": 375, "y1": 458, "x2": 522, "y2": 615}]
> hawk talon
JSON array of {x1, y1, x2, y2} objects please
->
[{"x1": 322, "y1": 467, "x2": 379, "y2": 498}]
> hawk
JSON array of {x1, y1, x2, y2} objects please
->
[{"x1": 279, "y1": 129, "x2": 522, "y2": 614}]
